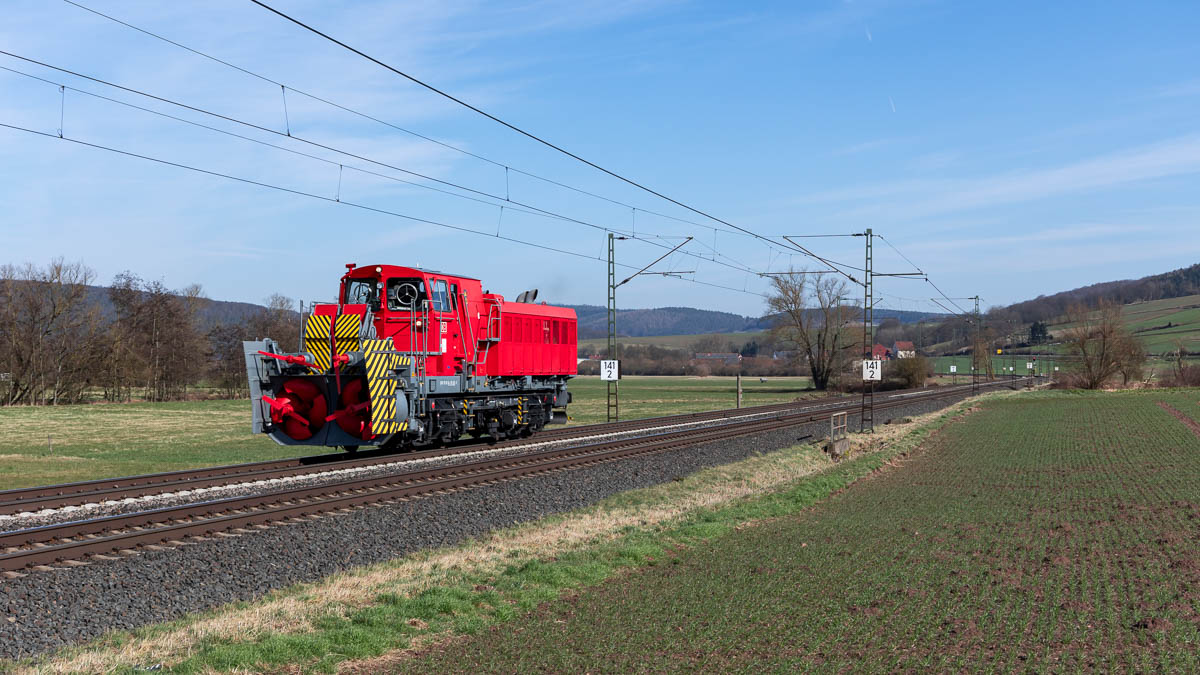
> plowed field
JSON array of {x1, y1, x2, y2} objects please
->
[{"x1": 410, "y1": 390, "x2": 1200, "y2": 672}]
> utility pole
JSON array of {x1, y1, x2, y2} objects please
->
[
  {"x1": 971, "y1": 296, "x2": 980, "y2": 394},
  {"x1": 862, "y1": 227, "x2": 874, "y2": 433},
  {"x1": 606, "y1": 234, "x2": 693, "y2": 424},
  {"x1": 607, "y1": 233, "x2": 618, "y2": 423}
]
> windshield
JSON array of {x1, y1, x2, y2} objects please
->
[
  {"x1": 387, "y1": 278, "x2": 426, "y2": 311},
  {"x1": 344, "y1": 279, "x2": 378, "y2": 307}
]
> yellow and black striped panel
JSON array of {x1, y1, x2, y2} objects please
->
[
  {"x1": 304, "y1": 314, "x2": 363, "y2": 371},
  {"x1": 363, "y1": 338, "x2": 402, "y2": 436},
  {"x1": 334, "y1": 313, "x2": 361, "y2": 340}
]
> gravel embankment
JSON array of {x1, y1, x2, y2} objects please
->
[{"x1": 0, "y1": 389, "x2": 992, "y2": 660}]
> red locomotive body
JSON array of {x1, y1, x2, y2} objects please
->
[{"x1": 245, "y1": 264, "x2": 576, "y2": 450}]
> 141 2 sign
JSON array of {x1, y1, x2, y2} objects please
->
[
  {"x1": 861, "y1": 359, "x2": 882, "y2": 382},
  {"x1": 600, "y1": 360, "x2": 620, "y2": 381}
]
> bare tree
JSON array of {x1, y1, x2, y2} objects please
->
[
  {"x1": 0, "y1": 259, "x2": 104, "y2": 405},
  {"x1": 1063, "y1": 301, "x2": 1143, "y2": 389},
  {"x1": 207, "y1": 293, "x2": 300, "y2": 399},
  {"x1": 257, "y1": 294, "x2": 301, "y2": 353},
  {"x1": 1115, "y1": 333, "x2": 1146, "y2": 386},
  {"x1": 690, "y1": 334, "x2": 734, "y2": 355},
  {"x1": 767, "y1": 270, "x2": 857, "y2": 390},
  {"x1": 104, "y1": 273, "x2": 208, "y2": 401},
  {"x1": 971, "y1": 326, "x2": 996, "y2": 380}
]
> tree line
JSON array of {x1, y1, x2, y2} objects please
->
[{"x1": 0, "y1": 260, "x2": 299, "y2": 405}]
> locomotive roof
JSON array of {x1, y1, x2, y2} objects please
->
[{"x1": 353, "y1": 264, "x2": 480, "y2": 282}]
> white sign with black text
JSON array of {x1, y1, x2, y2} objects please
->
[
  {"x1": 600, "y1": 360, "x2": 620, "y2": 381},
  {"x1": 862, "y1": 360, "x2": 882, "y2": 382}
]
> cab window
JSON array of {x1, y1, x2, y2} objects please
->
[
  {"x1": 431, "y1": 279, "x2": 450, "y2": 312},
  {"x1": 344, "y1": 279, "x2": 379, "y2": 308},
  {"x1": 386, "y1": 278, "x2": 426, "y2": 311}
]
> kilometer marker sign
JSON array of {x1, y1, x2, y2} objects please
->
[
  {"x1": 862, "y1": 360, "x2": 882, "y2": 381},
  {"x1": 600, "y1": 360, "x2": 620, "y2": 381}
]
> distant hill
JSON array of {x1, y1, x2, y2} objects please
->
[
  {"x1": 1006, "y1": 262, "x2": 1200, "y2": 323},
  {"x1": 567, "y1": 304, "x2": 943, "y2": 339}
]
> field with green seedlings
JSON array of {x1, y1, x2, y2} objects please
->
[
  {"x1": 0, "y1": 376, "x2": 817, "y2": 491},
  {"x1": 408, "y1": 389, "x2": 1200, "y2": 672},
  {"x1": 1048, "y1": 293, "x2": 1200, "y2": 355}
]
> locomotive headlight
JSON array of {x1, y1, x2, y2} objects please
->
[{"x1": 375, "y1": 266, "x2": 382, "y2": 273}]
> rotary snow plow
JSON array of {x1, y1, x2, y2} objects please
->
[{"x1": 244, "y1": 305, "x2": 413, "y2": 449}]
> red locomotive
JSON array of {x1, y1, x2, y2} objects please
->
[{"x1": 244, "y1": 264, "x2": 577, "y2": 449}]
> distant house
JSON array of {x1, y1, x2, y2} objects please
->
[
  {"x1": 771, "y1": 350, "x2": 798, "y2": 361},
  {"x1": 893, "y1": 341, "x2": 916, "y2": 359},
  {"x1": 693, "y1": 352, "x2": 742, "y2": 366},
  {"x1": 870, "y1": 344, "x2": 891, "y2": 361}
]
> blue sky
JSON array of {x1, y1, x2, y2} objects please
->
[{"x1": 1, "y1": 0, "x2": 1198, "y2": 317}]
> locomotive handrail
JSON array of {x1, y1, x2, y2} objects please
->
[{"x1": 456, "y1": 289, "x2": 477, "y2": 372}]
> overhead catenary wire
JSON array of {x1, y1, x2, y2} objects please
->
[
  {"x1": 0, "y1": 63, "x2": 613, "y2": 228},
  {"x1": 876, "y1": 234, "x2": 925, "y2": 275},
  {"x1": 928, "y1": 297, "x2": 968, "y2": 318},
  {"x1": 781, "y1": 235, "x2": 866, "y2": 282},
  {"x1": 21, "y1": 5, "x2": 973, "y2": 304},
  {"x1": 926, "y1": 278, "x2": 970, "y2": 315},
  {"x1": 33, "y1": 2, "x2": 973, "y2": 309},
  {"x1": 60, "y1": 0, "x2": 788, "y2": 255},
  {"x1": 0, "y1": 50, "x2": 769, "y2": 280},
  {"x1": 0, "y1": 120, "x2": 762, "y2": 299},
  {"x1": 246, "y1": 0, "x2": 828, "y2": 266}
]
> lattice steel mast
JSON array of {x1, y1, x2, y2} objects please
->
[{"x1": 862, "y1": 228, "x2": 874, "y2": 433}]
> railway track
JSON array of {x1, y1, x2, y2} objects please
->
[
  {"x1": 0, "y1": 379, "x2": 1029, "y2": 573},
  {"x1": 0, "y1": 395, "x2": 861, "y2": 517}
]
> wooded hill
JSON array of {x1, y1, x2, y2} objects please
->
[
  {"x1": 1005, "y1": 262, "x2": 1200, "y2": 324},
  {"x1": 570, "y1": 304, "x2": 943, "y2": 339}
]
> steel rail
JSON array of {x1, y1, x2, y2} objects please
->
[{"x1": 0, "y1": 379, "x2": 1030, "y2": 572}]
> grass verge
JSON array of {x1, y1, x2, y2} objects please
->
[{"x1": 9, "y1": 392, "x2": 986, "y2": 674}]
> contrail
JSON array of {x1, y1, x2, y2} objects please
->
[
  {"x1": 865, "y1": 26, "x2": 873, "y2": 41},
  {"x1": 888, "y1": 96, "x2": 896, "y2": 113}
]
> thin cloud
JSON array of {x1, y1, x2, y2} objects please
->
[
  {"x1": 917, "y1": 223, "x2": 1157, "y2": 253},
  {"x1": 831, "y1": 137, "x2": 904, "y2": 156},
  {"x1": 1153, "y1": 78, "x2": 1200, "y2": 99},
  {"x1": 815, "y1": 134, "x2": 1200, "y2": 220}
]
